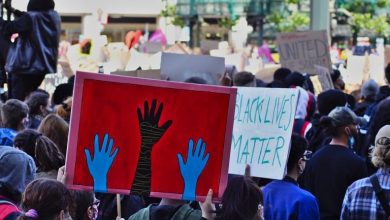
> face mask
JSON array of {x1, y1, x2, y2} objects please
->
[{"x1": 348, "y1": 135, "x2": 355, "y2": 149}]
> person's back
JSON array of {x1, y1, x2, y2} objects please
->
[
  {"x1": 129, "y1": 203, "x2": 200, "y2": 220},
  {"x1": 341, "y1": 125, "x2": 390, "y2": 220},
  {"x1": 302, "y1": 107, "x2": 368, "y2": 219},
  {"x1": 0, "y1": 146, "x2": 36, "y2": 220},
  {"x1": 264, "y1": 134, "x2": 320, "y2": 220},
  {"x1": 303, "y1": 145, "x2": 367, "y2": 219}
]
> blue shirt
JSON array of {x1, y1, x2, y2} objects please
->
[
  {"x1": 0, "y1": 128, "x2": 17, "y2": 146},
  {"x1": 263, "y1": 176, "x2": 320, "y2": 220}
]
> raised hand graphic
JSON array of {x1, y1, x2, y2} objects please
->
[
  {"x1": 85, "y1": 133, "x2": 119, "y2": 193},
  {"x1": 132, "y1": 99, "x2": 172, "y2": 195},
  {"x1": 177, "y1": 138, "x2": 210, "y2": 201}
]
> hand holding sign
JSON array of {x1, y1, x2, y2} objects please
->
[
  {"x1": 132, "y1": 99, "x2": 172, "y2": 195},
  {"x1": 85, "y1": 133, "x2": 119, "y2": 192},
  {"x1": 178, "y1": 138, "x2": 210, "y2": 201}
]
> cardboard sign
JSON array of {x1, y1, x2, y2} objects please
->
[
  {"x1": 160, "y1": 52, "x2": 225, "y2": 85},
  {"x1": 66, "y1": 71, "x2": 236, "y2": 201},
  {"x1": 111, "y1": 69, "x2": 161, "y2": 80},
  {"x1": 277, "y1": 30, "x2": 331, "y2": 75},
  {"x1": 229, "y1": 87, "x2": 298, "y2": 179},
  {"x1": 314, "y1": 65, "x2": 334, "y2": 91}
]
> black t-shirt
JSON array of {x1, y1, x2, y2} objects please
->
[{"x1": 301, "y1": 144, "x2": 368, "y2": 220}]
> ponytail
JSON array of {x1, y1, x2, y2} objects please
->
[{"x1": 34, "y1": 136, "x2": 65, "y2": 172}]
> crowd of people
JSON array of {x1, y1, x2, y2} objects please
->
[
  {"x1": 0, "y1": 0, "x2": 389, "y2": 219},
  {"x1": 0, "y1": 62, "x2": 388, "y2": 220}
]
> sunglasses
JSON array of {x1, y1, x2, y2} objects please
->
[{"x1": 302, "y1": 150, "x2": 312, "y2": 161}]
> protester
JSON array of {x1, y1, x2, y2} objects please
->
[
  {"x1": 341, "y1": 125, "x2": 390, "y2": 219},
  {"x1": 37, "y1": 114, "x2": 69, "y2": 156},
  {"x1": 354, "y1": 79, "x2": 379, "y2": 117},
  {"x1": 17, "y1": 179, "x2": 71, "y2": 220},
  {"x1": 54, "y1": 97, "x2": 72, "y2": 123},
  {"x1": 267, "y1": 67, "x2": 291, "y2": 88},
  {"x1": 301, "y1": 106, "x2": 368, "y2": 219},
  {"x1": 284, "y1": 72, "x2": 316, "y2": 137},
  {"x1": 0, "y1": 0, "x2": 61, "y2": 100},
  {"x1": 13, "y1": 129, "x2": 64, "y2": 179},
  {"x1": 263, "y1": 134, "x2": 320, "y2": 220},
  {"x1": 128, "y1": 198, "x2": 201, "y2": 220},
  {"x1": 331, "y1": 69, "x2": 345, "y2": 91},
  {"x1": 211, "y1": 176, "x2": 262, "y2": 220},
  {"x1": 0, "y1": 99, "x2": 29, "y2": 146},
  {"x1": 233, "y1": 71, "x2": 256, "y2": 87},
  {"x1": 305, "y1": 89, "x2": 347, "y2": 152},
  {"x1": 0, "y1": 146, "x2": 36, "y2": 219},
  {"x1": 364, "y1": 63, "x2": 390, "y2": 123},
  {"x1": 25, "y1": 91, "x2": 51, "y2": 129},
  {"x1": 52, "y1": 83, "x2": 73, "y2": 106},
  {"x1": 69, "y1": 190, "x2": 99, "y2": 220}
]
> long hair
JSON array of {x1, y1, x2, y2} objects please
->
[
  {"x1": 38, "y1": 114, "x2": 69, "y2": 157},
  {"x1": 17, "y1": 179, "x2": 71, "y2": 220},
  {"x1": 216, "y1": 176, "x2": 262, "y2": 220}
]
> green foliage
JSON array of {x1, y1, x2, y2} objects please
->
[
  {"x1": 285, "y1": 0, "x2": 299, "y2": 4},
  {"x1": 172, "y1": 16, "x2": 186, "y2": 28},
  {"x1": 266, "y1": 11, "x2": 309, "y2": 33},
  {"x1": 351, "y1": 13, "x2": 389, "y2": 37},
  {"x1": 377, "y1": 0, "x2": 390, "y2": 8},
  {"x1": 218, "y1": 17, "x2": 238, "y2": 29},
  {"x1": 160, "y1": 5, "x2": 176, "y2": 17}
]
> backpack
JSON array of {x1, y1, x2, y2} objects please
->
[{"x1": 0, "y1": 198, "x2": 20, "y2": 220}]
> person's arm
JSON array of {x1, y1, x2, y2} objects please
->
[{"x1": 0, "y1": 13, "x2": 32, "y2": 36}]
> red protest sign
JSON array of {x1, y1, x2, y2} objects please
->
[{"x1": 65, "y1": 71, "x2": 236, "y2": 201}]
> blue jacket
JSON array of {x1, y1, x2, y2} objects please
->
[{"x1": 263, "y1": 176, "x2": 320, "y2": 220}]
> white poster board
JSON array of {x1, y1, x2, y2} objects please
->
[
  {"x1": 160, "y1": 52, "x2": 225, "y2": 85},
  {"x1": 229, "y1": 87, "x2": 299, "y2": 179},
  {"x1": 277, "y1": 30, "x2": 331, "y2": 75}
]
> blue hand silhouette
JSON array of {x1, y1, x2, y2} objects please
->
[
  {"x1": 85, "y1": 133, "x2": 119, "y2": 192},
  {"x1": 177, "y1": 138, "x2": 210, "y2": 201}
]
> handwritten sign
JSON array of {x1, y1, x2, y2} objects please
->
[
  {"x1": 229, "y1": 87, "x2": 298, "y2": 179},
  {"x1": 66, "y1": 71, "x2": 236, "y2": 202},
  {"x1": 277, "y1": 30, "x2": 331, "y2": 75}
]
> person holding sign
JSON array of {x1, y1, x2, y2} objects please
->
[{"x1": 263, "y1": 134, "x2": 320, "y2": 220}]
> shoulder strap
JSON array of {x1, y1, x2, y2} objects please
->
[
  {"x1": 370, "y1": 175, "x2": 390, "y2": 217},
  {"x1": 0, "y1": 198, "x2": 17, "y2": 207}
]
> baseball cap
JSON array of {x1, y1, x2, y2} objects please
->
[
  {"x1": 375, "y1": 125, "x2": 390, "y2": 149},
  {"x1": 328, "y1": 106, "x2": 366, "y2": 127}
]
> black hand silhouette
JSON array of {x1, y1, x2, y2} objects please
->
[{"x1": 132, "y1": 99, "x2": 172, "y2": 195}]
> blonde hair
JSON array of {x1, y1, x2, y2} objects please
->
[{"x1": 371, "y1": 141, "x2": 390, "y2": 168}]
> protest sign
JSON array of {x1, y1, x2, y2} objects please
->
[
  {"x1": 200, "y1": 40, "x2": 220, "y2": 54},
  {"x1": 111, "y1": 69, "x2": 161, "y2": 80},
  {"x1": 160, "y1": 52, "x2": 225, "y2": 85},
  {"x1": 66, "y1": 71, "x2": 236, "y2": 201},
  {"x1": 229, "y1": 87, "x2": 298, "y2": 179},
  {"x1": 314, "y1": 65, "x2": 334, "y2": 91},
  {"x1": 346, "y1": 55, "x2": 366, "y2": 84},
  {"x1": 277, "y1": 30, "x2": 331, "y2": 75}
]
